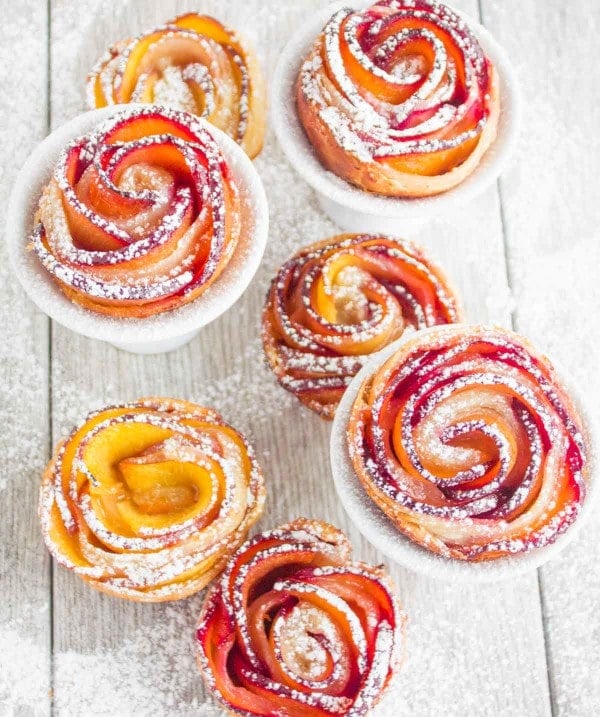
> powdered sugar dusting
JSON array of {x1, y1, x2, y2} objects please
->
[
  {"x1": 87, "y1": 16, "x2": 254, "y2": 150},
  {"x1": 195, "y1": 520, "x2": 405, "y2": 715},
  {"x1": 483, "y1": 1, "x2": 600, "y2": 710},
  {"x1": 299, "y1": 1, "x2": 492, "y2": 166},
  {"x1": 0, "y1": 614, "x2": 50, "y2": 716},
  {"x1": 53, "y1": 599, "x2": 222, "y2": 717},
  {"x1": 3, "y1": 1, "x2": 600, "y2": 716},
  {"x1": 0, "y1": 3, "x2": 52, "y2": 715},
  {"x1": 262, "y1": 233, "x2": 461, "y2": 418}
]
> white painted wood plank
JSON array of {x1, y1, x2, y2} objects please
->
[
  {"x1": 48, "y1": 1, "x2": 550, "y2": 715},
  {"x1": 0, "y1": 2, "x2": 52, "y2": 715},
  {"x1": 481, "y1": 1, "x2": 600, "y2": 714}
]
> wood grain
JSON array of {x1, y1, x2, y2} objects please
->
[
  {"x1": 45, "y1": 1, "x2": 551, "y2": 715},
  {"x1": 481, "y1": 1, "x2": 600, "y2": 714},
  {"x1": 3, "y1": 0, "x2": 598, "y2": 714},
  {"x1": 0, "y1": 1, "x2": 51, "y2": 715}
]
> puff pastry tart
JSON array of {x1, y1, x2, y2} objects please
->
[
  {"x1": 297, "y1": 0, "x2": 500, "y2": 196},
  {"x1": 88, "y1": 13, "x2": 265, "y2": 157},
  {"x1": 347, "y1": 326, "x2": 590, "y2": 561},
  {"x1": 39, "y1": 398, "x2": 265, "y2": 601},
  {"x1": 31, "y1": 106, "x2": 241, "y2": 318},
  {"x1": 262, "y1": 233, "x2": 461, "y2": 419},
  {"x1": 196, "y1": 518, "x2": 405, "y2": 717}
]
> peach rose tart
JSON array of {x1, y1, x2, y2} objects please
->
[
  {"x1": 262, "y1": 233, "x2": 461, "y2": 418},
  {"x1": 39, "y1": 398, "x2": 265, "y2": 601},
  {"x1": 87, "y1": 13, "x2": 265, "y2": 158},
  {"x1": 196, "y1": 518, "x2": 405, "y2": 716},
  {"x1": 297, "y1": 0, "x2": 500, "y2": 197},
  {"x1": 347, "y1": 326, "x2": 590, "y2": 561},
  {"x1": 30, "y1": 106, "x2": 241, "y2": 319}
]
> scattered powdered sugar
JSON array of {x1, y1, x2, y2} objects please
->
[
  {"x1": 299, "y1": 1, "x2": 490, "y2": 163},
  {"x1": 53, "y1": 600, "x2": 222, "y2": 717},
  {"x1": 492, "y1": 52, "x2": 600, "y2": 717},
  {"x1": 482, "y1": 280, "x2": 516, "y2": 321},
  {"x1": 0, "y1": 6, "x2": 53, "y2": 714},
  {"x1": 377, "y1": 601, "x2": 525, "y2": 717},
  {"x1": 0, "y1": 617, "x2": 50, "y2": 716},
  {"x1": 87, "y1": 20, "x2": 251, "y2": 146},
  {"x1": 2, "y1": 0, "x2": 600, "y2": 716},
  {"x1": 191, "y1": 338, "x2": 299, "y2": 432}
]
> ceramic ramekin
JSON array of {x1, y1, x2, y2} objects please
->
[
  {"x1": 272, "y1": 1, "x2": 521, "y2": 234},
  {"x1": 6, "y1": 104, "x2": 269, "y2": 354},
  {"x1": 330, "y1": 328, "x2": 598, "y2": 583}
]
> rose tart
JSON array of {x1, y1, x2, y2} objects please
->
[
  {"x1": 87, "y1": 12, "x2": 266, "y2": 158},
  {"x1": 345, "y1": 325, "x2": 591, "y2": 563},
  {"x1": 262, "y1": 233, "x2": 461, "y2": 419},
  {"x1": 39, "y1": 398, "x2": 265, "y2": 601},
  {"x1": 30, "y1": 105, "x2": 243, "y2": 319},
  {"x1": 8, "y1": 104, "x2": 267, "y2": 354},
  {"x1": 196, "y1": 518, "x2": 405, "y2": 717},
  {"x1": 296, "y1": 0, "x2": 500, "y2": 197}
]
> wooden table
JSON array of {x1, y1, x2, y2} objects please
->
[{"x1": 1, "y1": 1, "x2": 598, "y2": 715}]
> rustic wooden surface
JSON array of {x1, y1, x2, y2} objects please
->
[{"x1": 1, "y1": 1, "x2": 598, "y2": 715}]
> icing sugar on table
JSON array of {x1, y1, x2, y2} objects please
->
[{"x1": 1, "y1": 1, "x2": 599, "y2": 716}]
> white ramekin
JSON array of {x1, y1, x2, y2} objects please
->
[
  {"x1": 272, "y1": 1, "x2": 521, "y2": 234},
  {"x1": 330, "y1": 328, "x2": 598, "y2": 583},
  {"x1": 6, "y1": 104, "x2": 269, "y2": 354}
]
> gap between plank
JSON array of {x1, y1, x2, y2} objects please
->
[{"x1": 477, "y1": 1, "x2": 554, "y2": 714}]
